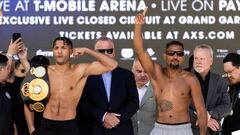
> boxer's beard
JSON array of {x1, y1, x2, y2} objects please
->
[{"x1": 170, "y1": 61, "x2": 180, "y2": 69}]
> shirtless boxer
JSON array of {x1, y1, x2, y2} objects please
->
[
  {"x1": 133, "y1": 9, "x2": 207, "y2": 135},
  {"x1": 24, "y1": 37, "x2": 118, "y2": 135}
]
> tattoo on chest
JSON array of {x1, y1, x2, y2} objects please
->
[{"x1": 158, "y1": 100, "x2": 173, "y2": 112}]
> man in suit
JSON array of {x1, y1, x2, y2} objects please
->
[
  {"x1": 221, "y1": 53, "x2": 240, "y2": 135},
  {"x1": 131, "y1": 59, "x2": 156, "y2": 135},
  {"x1": 190, "y1": 44, "x2": 231, "y2": 135},
  {"x1": 77, "y1": 37, "x2": 139, "y2": 135}
]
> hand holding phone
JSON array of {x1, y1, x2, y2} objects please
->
[
  {"x1": 12, "y1": 33, "x2": 21, "y2": 43},
  {"x1": 11, "y1": 33, "x2": 26, "y2": 55}
]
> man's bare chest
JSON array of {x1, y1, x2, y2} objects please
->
[{"x1": 157, "y1": 79, "x2": 190, "y2": 96}]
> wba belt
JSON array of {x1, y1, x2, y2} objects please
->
[{"x1": 21, "y1": 66, "x2": 50, "y2": 112}]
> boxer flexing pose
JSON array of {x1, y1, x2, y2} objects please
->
[
  {"x1": 133, "y1": 8, "x2": 207, "y2": 135},
  {"x1": 24, "y1": 37, "x2": 117, "y2": 135}
]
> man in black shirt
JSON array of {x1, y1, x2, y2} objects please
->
[
  {"x1": 0, "y1": 54, "x2": 14, "y2": 135},
  {"x1": 190, "y1": 44, "x2": 231, "y2": 135},
  {"x1": 1, "y1": 38, "x2": 29, "y2": 135},
  {"x1": 222, "y1": 53, "x2": 240, "y2": 135}
]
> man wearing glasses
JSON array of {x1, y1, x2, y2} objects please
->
[
  {"x1": 190, "y1": 44, "x2": 231, "y2": 135},
  {"x1": 77, "y1": 37, "x2": 139, "y2": 135},
  {"x1": 134, "y1": 8, "x2": 207, "y2": 135},
  {"x1": 222, "y1": 53, "x2": 240, "y2": 135}
]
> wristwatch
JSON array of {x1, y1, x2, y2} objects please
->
[{"x1": 6, "y1": 53, "x2": 13, "y2": 59}]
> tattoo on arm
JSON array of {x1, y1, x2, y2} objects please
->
[{"x1": 158, "y1": 100, "x2": 173, "y2": 112}]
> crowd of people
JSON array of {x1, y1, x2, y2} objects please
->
[{"x1": 0, "y1": 9, "x2": 240, "y2": 135}]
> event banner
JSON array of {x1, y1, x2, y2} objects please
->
[{"x1": 0, "y1": 0, "x2": 239, "y2": 73}]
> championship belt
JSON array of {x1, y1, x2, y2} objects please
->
[{"x1": 21, "y1": 66, "x2": 50, "y2": 112}]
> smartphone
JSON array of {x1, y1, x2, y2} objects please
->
[{"x1": 12, "y1": 33, "x2": 21, "y2": 42}]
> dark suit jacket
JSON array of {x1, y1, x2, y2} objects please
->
[
  {"x1": 222, "y1": 84, "x2": 240, "y2": 135},
  {"x1": 190, "y1": 71, "x2": 231, "y2": 135},
  {"x1": 77, "y1": 67, "x2": 139, "y2": 135}
]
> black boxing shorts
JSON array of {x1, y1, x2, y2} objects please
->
[{"x1": 39, "y1": 117, "x2": 80, "y2": 135}]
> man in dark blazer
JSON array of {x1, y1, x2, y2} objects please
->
[
  {"x1": 77, "y1": 37, "x2": 139, "y2": 135},
  {"x1": 221, "y1": 53, "x2": 240, "y2": 135},
  {"x1": 190, "y1": 44, "x2": 231, "y2": 135},
  {"x1": 131, "y1": 59, "x2": 156, "y2": 135}
]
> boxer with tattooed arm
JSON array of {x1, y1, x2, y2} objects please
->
[{"x1": 133, "y1": 8, "x2": 207, "y2": 135}]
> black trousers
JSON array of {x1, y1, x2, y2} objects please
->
[{"x1": 39, "y1": 118, "x2": 79, "y2": 135}]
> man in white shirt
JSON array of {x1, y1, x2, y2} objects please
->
[{"x1": 131, "y1": 59, "x2": 156, "y2": 135}]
